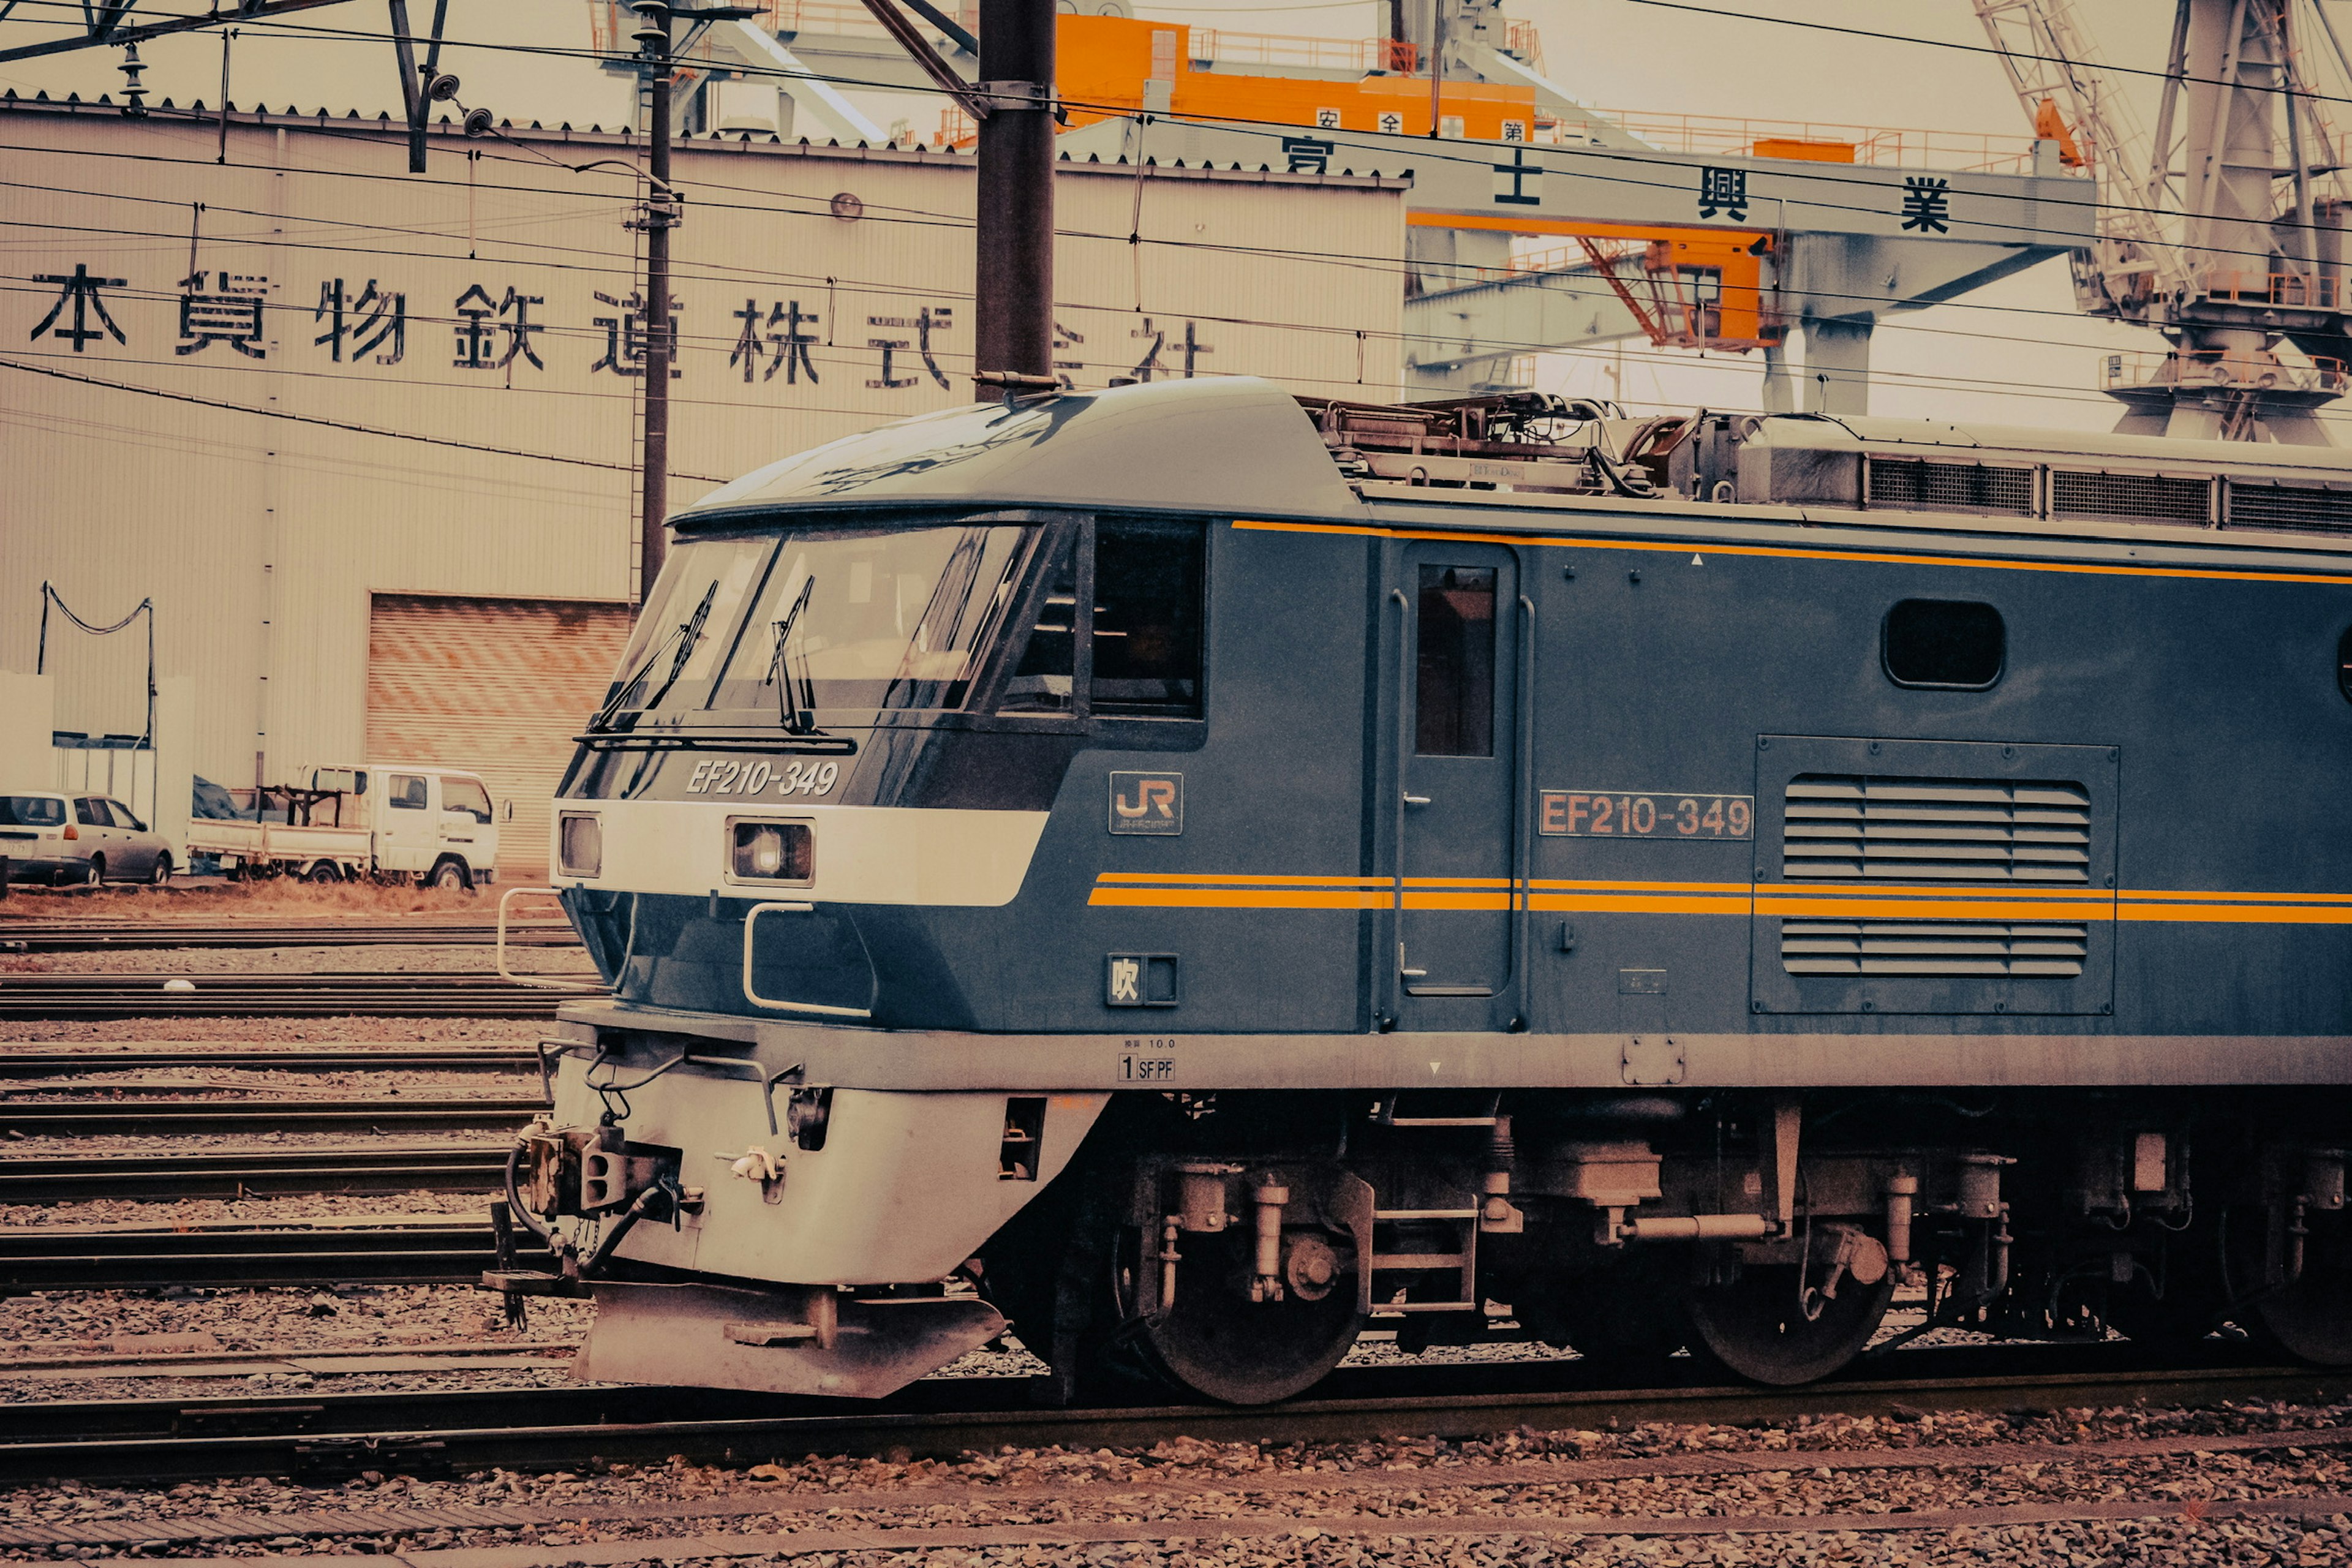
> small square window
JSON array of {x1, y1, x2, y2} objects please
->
[{"x1": 1883, "y1": 599, "x2": 2004, "y2": 689}]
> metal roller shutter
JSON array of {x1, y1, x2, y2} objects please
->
[{"x1": 366, "y1": 594, "x2": 631, "y2": 881}]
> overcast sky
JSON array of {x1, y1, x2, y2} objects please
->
[{"x1": 4, "y1": 0, "x2": 2342, "y2": 435}]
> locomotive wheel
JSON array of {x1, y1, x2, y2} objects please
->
[
  {"x1": 1686, "y1": 1262, "x2": 1894, "y2": 1386},
  {"x1": 1136, "y1": 1230, "x2": 1363, "y2": 1404},
  {"x1": 2242, "y1": 1206, "x2": 2352, "y2": 1366},
  {"x1": 2105, "y1": 1230, "x2": 2226, "y2": 1351},
  {"x1": 1547, "y1": 1253, "x2": 1689, "y2": 1376}
]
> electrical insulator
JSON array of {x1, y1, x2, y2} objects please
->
[{"x1": 118, "y1": 42, "x2": 147, "y2": 118}]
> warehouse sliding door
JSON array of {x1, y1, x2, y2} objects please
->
[{"x1": 366, "y1": 594, "x2": 632, "y2": 880}]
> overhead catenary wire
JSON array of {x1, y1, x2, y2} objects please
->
[
  {"x1": 0, "y1": 156, "x2": 2230, "y2": 409},
  {"x1": 0, "y1": 292, "x2": 2176, "y2": 423},
  {"x1": 0, "y1": 353, "x2": 734, "y2": 479},
  {"x1": 0, "y1": 155, "x2": 2204, "y2": 385},
  {"x1": 0, "y1": 129, "x2": 2280, "y2": 361},
  {"x1": 6, "y1": 7, "x2": 2347, "y2": 297},
  {"x1": 9, "y1": 103, "x2": 2351, "y2": 345},
  {"x1": 2, "y1": 19, "x2": 2337, "y2": 412},
  {"x1": 13, "y1": 0, "x2": 2352, "y2": 269}
]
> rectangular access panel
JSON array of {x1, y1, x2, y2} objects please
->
[{"x1": 1749, "y1": 736, "x2": 2119, "y2": 1017}]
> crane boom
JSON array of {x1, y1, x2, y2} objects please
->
[
  {"x1": 1967, "y1": 0, "x2": 2188, "y2": 314},
  {"x1": 1970, "y1": 0, "x2": 2352, "y2": 440}
]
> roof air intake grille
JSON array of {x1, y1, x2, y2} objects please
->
[
  {"x1": 2049, "y1": 469, "x2": 2210, "y2": 524},
  {"x1": 1783, "y1": 775, "x2": 2092, "y2": 883},
  {"x1": 2225, "y1": 481, "x2": 2352, "y2": 536},
  {"x1": 1781, "y1": 919, "x2": 2088, "y2": 977},
  {"x1": 1866, "y1": 458, "x2": 2035, "y2": 516}
]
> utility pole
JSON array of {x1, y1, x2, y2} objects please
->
[
  {"x1": 972, "y1": 0, "x2": 1058, "y2": 399},
  {"x1": 630, "y1": 0, "x2": 679, "y2": 602}
]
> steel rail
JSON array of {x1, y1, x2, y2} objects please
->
[
  {"x1": 0, "y1": 1343, "x2": 2343, "y2": 1484},
  {"x1": 0, "y1": 1095, "x2": 543, "y2": 1135},
  {"x1": 0, "y1": 1045, "x2": 540, "y2": 1076},
  {"x1": 0, "y1": 1144, "x2": 511, "y2": 1201},
  {"x1": 0, "y1": 973, "x2": 565, "y2": 1020},
  {"x1": 0, "y1": 1221, "x2": 550, "y2": 1291},
  {"x1": 0, "y1": 920, "x2": 577, "y2": 952}
]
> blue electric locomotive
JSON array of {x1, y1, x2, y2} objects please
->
[{"x1": 503, "y1": 377, "x2": 2352, "y2": 1402}]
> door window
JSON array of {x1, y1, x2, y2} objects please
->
[
  {"x1": 104, "y1": 801, "x2": 145, "y2": 831},
  {"x1": 74, "y1": 798, "x2": 105, "y2": 827},
  {"x1": 440, "y1": 777, "x2": 493, "y2": 823},
  {"x1": 388, "y1": 774, "x2": 428, "y2": 810},
  {"x1": 1415, "y1": 565, "x2": 1497, "y2": 756}
]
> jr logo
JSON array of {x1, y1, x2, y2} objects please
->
[{"x1": 1108, "y1": 771, "x2": 1183, "y2": 835}]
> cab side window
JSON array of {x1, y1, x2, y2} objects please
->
[
  {"x1": 1091, "y1": 519, "x2": 1205, "y2": 717},
  {"x1": 1000, "y1": 537, "x2": 1077, "y2": 714},
  {"x1": 442, "y1": 777, "x2": 492, "y2": 823},
  {"x1": 388, "y1": 774, "x2": 429, "y2": 810},
  {"x1": 74, "y1": 798, "x2": 105, "y2": 827}
]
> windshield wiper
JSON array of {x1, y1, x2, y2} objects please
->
[
  {"x1": 589, "y1": 581, "x2": 718, "y2": 733},
  {"x1": 763, "y1": 576, "x2": 821, "y2": 736}
]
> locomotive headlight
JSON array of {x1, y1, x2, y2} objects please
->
[
  {"x1": 557, "y1": 813, "x2": 602, "y2": 878},
  {"x1": 730, "y1": 820, "x2": 814, "y2": 884}
]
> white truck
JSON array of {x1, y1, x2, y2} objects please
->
[{"x1": 186, "y1": 763, "x2": 502, "y2": 888}]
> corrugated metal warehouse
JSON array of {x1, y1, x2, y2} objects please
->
[{"x1": 0, "y1": 96, "x2": 1406, "y2": 875}]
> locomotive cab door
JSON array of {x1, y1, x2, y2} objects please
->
[{"x1": 1391, "y1": 545, "x2": 1522, "y2": 1022}]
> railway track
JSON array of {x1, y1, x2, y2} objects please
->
[
  {"x1": 0, "y1": 1217, "x2": 548, "y2": 1290},
  {"x1": 0, "y1": 971, "x2": 571, "y2": 1019},
  {"x1": 0, "y1": 918, "x2": 578, "y2": 952},
  {"x1": 0, "y1": 1143, "x2": 511, "y2": 1201},
  {"x1": 0, "y1": 1044, "x2": 541, "y2": 1076},
  {"x1": 0, "y1": 1093, "x2": 543, "y2": 1136},
  {"x1": 0, "y1": 1341, "x2": 2342, "y2": 1484}
]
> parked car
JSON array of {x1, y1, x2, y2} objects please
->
[{"x1": 0, "y1": 792, "x2": 174, "y2": 886}]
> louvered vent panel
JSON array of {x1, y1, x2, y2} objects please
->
[
  {"x1": 1866, "y1": 458, "x2": 2036, "y2": 516},
  {"x1": 2049, "y1": 469, "x2": 2211, "y2": 524},
  {"x1": 2225, "y1": 482, "x2": 2352, "y2": 536},
  {"x1": 1783, "y1": 775, "x2": 2092, "y2": 882},
  {"x1": 1781, "y1": 919, "x2": 2088, "y2": 977}
]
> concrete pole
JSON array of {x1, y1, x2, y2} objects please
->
[
  {"x1": 638, "y1": 1, "x2": 676, "y2": 600},
  {"x1": 973, "y1": 0, "x2": 1057, "y2": 396}
]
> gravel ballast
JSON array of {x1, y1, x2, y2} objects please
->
[{"x1": 2, "y1": 1403, "x2": 2350, "y2": 1562}]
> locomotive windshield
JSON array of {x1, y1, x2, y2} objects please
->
[{"x1": 603, "y1": 522, "x2": 1035, "y2": 721}]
